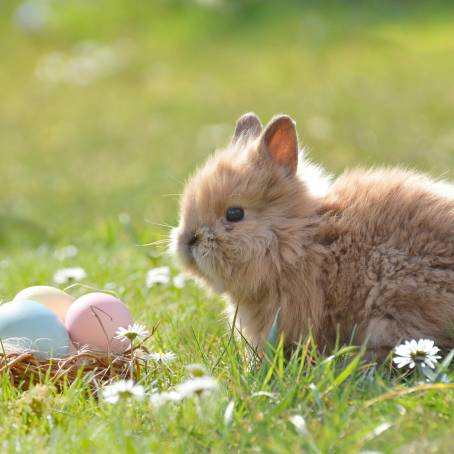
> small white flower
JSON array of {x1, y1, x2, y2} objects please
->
[
  {"x1": 175, "y1": 376, "x2": 218, "y2": 398},
  {"x1": 53, "y1": 267, "x2": 87, "y2": 284},
  {"x1": 146, "y1": 266, "x2": 170, "y2": 288},
  {"x1": 393, "y1": 339, "x2": 442, "y2": 369},
  {"x1": 15, "y1": 0, "x2": 49, "y2": 33},
  {"x1": 173, "y1": 273, "x2": 187, "y2": 289},
  {"x1": 224, "y1": 400, "x2": 235, "y2": 426},
  {"x1": 0, "y1": 259, "x2": 10, "y2": 269},
  {"x1": 119, "y1": 213, "x2": 131, "y2": 224},
  {"x1": 251, "y1": 391, "x2": 278, "y2": 400},
  {"x1": 35, "y1": 41, "x2": 124, "y2": 86},
  {"x1": 149, "y1": 372, "x2": 219, "y2": 406},
  {"x1": 114, "y1": 323, "x2": 149, "y2": 343},
  {"x1": 147, "y1": 351, "x2": 176, "y2": 363},
  {"x1": 372, "y1": 422, "x2": 392, "y2": 437},
  {"x1": 186, "y1": 363, "x2": 209, "y2": 377},
  {"x1": 288, "y1": 414, "x2": 307, "y2": 436},
  {"x1": 54, "y1": 245, "x2": 79, "y2": 261},
  {"x1": 102, "y1": 380, "x2": 144, "y2": 404},
  {"x1": 149, "y1": 390, "x2": 182, "y2": 407},
  {"x1": 194, "y1": 0, "x2": 224, "y2": 10}
]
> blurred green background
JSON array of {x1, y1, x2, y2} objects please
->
[
  {"x1": 1, "y1": 0, "x2": 454, "y2": 250},
  {"x1": 2, "y1": 4, "x2": 454, "y2": 451}
]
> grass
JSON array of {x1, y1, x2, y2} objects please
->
[{"x1": 1, "y1": 0, "x2": 454, "y2": 452}]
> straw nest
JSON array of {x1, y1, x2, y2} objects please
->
[
  {"x1": 0, "y1": 350, "x2": 141, "y2": 391},
  {"x1": 0, "y1": 329, "x2": 158, "y2": 390}
]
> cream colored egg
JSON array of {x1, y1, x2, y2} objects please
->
[{"x1": 13, "y1": 286, "x2": 73, "y2": 322}]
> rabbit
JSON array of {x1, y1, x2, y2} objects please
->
[{"x1": 171, "y1": 112, "x2": 454, "y2": 360}]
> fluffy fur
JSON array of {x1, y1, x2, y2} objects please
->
[{"x1": 172, "y1": 113, "x2": 454, "y2": 358}]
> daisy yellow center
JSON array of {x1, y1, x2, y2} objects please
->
[
  {"x1": 411, "y1": 351, "x2": 428, "y2": 361},
  {"x1": 118, "y1": 390, "x2": 133, "y2": 398}
]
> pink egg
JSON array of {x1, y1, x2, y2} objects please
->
[{"x1": 65, "y1": 292, "x2": 133, "y2": 353}]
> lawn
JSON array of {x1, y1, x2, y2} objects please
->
[{"x1": 1, "y1": 0, "x2": 454, "y2": 452}]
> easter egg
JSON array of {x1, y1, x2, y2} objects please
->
[
  {"x1": 13, "y1": 285, "x2": 73, "y2": 322},
  {"x1": 0, "y1": 299, "x2": 71, "y2": 359},
  {"x1": 65, "y1": 292, "x2": 133, "y2": 353}
]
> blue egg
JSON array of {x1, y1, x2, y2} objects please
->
[{"x1": 0, "y1": 299, "x2": 70, "y2": 359}]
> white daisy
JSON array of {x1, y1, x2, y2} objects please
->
[
  {"x1": 186, "y1": 363, "x2": 209, "y2": 378},
  {"x1": 393, "y1": 339, "x2": 442, "y2": 369},
  {"x1": 149, "y1": 390, "x2": 182, "y2": 407},
  {"x1": 53, "y1": 267, "x2": 87, "y2": 284},
  {"x1": 175, "y1": 376, "x2": 218, "y2": 398},
  {"x1": 54, "y1": 245, "x2": 79, "y2": 261},
  {"x1": 173, "y1": 273, "x2": 187, "y2": 289},
  {"x1": 251, "y1": 391, "x2": 278, "y2": 400},
  {"x1": 146, "y1": 267, "x2": 170, "y2": 288},
  {"x1": 35, "y1": 41, "x2": 123, "y2": 86},
  {"x1": 114, "y1": 323, "x2": 149, "y2": 343},
  {"x1": 288, "y1": 414, "x2": 307, "y2": 436},
  {"x1": 119, "y1": 213, "x2": 131, "y2": 224},
  {"x1": 224, "y1": 400, "x2": 235, "y2": 426},
  {"x1": 146, "y1": 351, "x2": 176, "y2": 363},
  {"x1": 15, "y1": 0, "x2": 50, "y2": 33},
  {"x1": 0, "y1": 259, "x2": 11, "y2": 269},
  {"x1": 102, "y1": 380, "x2": 145, "y2": 404}
]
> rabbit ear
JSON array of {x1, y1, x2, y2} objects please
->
[
  {"x1": 231, "y1": 112, "x2": 262, "y2": 144},
  {"x1": 260, "y1": 115, "x2": 298, "y2": 175}
]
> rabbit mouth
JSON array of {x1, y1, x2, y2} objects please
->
[
  {"x1": 192, "y1": 245, "x2": 217, "y2": 273},
  {"x1": 172, "y1": 227, "x2": 216, "y2": 270},
  {"x1": 192, "y1": 250, "x2": 226, "y2": 292},
  {"x1": 172, "y1": 225, "x2": 228, "y2": 292},
  {"x1": 187, "y1": 242, "x2": 226, "y2": 289}
]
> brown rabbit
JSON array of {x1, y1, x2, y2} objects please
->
[{"x1": 172, "y1": 112, "x2": 454, "y2": 359}]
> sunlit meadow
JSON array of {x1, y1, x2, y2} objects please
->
[{"x1": 1, "y1": 1, "x2": 454, "y2": 452}]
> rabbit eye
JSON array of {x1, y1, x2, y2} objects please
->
[
  {"x1": 225, "y1": 207, "x2": 244, "y2": 222},
  {"x1": 226, "y1": 207, "x2": 244, "y2": 222}
]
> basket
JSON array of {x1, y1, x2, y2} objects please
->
[{"x1": 0, "y1": 328, "x2": 158, "y2": 390}]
